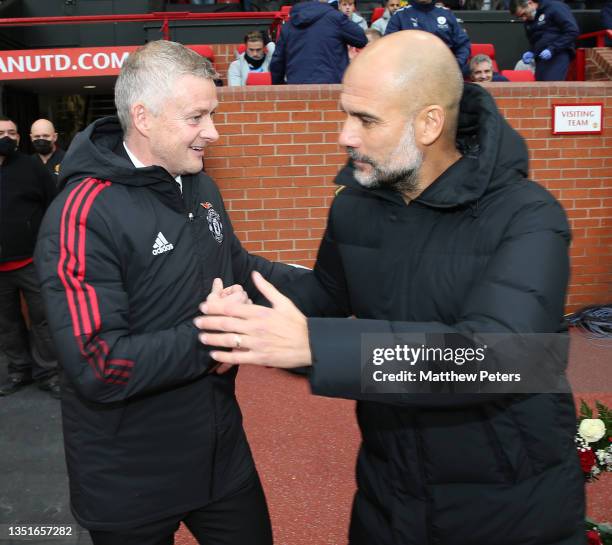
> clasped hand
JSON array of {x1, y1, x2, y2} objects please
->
[{"x1": 194, "y1": 271, "x2": 312, "y2": 372}]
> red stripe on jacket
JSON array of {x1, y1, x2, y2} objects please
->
[{"x1": 57, "y1": 178, "x2": 133, "y2": 385}]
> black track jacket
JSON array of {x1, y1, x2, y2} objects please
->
[
  {"x1": 35, "y1": 117, "x2": 298, "y2": 530},
  {"x1": 286, "y1": 84, "x2": 585, "y2": 545}
]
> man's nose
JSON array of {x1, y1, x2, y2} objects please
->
[
  {"x1": 201, "y1": 118, "x2": 219, "y2": 143},
  {"x1": 338, "y1": 120, "x2": 361, "y2": 149}
]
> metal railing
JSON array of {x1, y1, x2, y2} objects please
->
[{"x1": 0, "y1": 11, "x2": 289, "y2": 41}]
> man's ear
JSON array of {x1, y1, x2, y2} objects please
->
[
  {"x1": 131, "y1": 103, "x2": 151, "y2": 137},
  {"x1": 414, "y1": 105, "x2": 445, "y2": 147}
]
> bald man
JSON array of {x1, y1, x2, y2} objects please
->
[
  {"x1": 30, "y1": 118, "x2": 65, "y2": 182},
  {"x1": 195, "y1": 31, "x2": 584, "y2": 544}
]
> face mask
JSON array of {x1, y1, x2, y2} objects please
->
[
  {"x1": 245, "y1": 53, "x2": 266, "y2": 70},
  {"x1": 0, "y1": 136, "x2": 17, "y2": 157},
  {"x1": 32, "y1": 138, "x2": 53, "y2": 155}
]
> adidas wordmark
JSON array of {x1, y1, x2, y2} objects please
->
[{"x1": 152, "y1": 232, "x2": 174, "y2": 255}]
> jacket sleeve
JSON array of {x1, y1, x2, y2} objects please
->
[
  {"x1": 228, "y1": 230, "x2": 310, "y2": 303},
  {"x1": 306, "y1": 196, "x2": 571, "y2": 408},
  {"x1": 227, "y1": 59, "x2": 243, "y2": 86},
  {"x1": 338, "y1": 12, "x2": 368, "y2": 47},
  {"x1": 384, "y1": 11, "x2": 403, "y2": 35},
  {"x1": 34, "y1": 184, "x2": 216, "y2": 404},
  {"x1": 270, "y1": 28, "x2": 287, "y2": 84},
  {"x1": 449, "y1": 15, "x2": 472, "y2": 70},
  {"x1": 545, "y1": 4, "x2": 579, "y2": 55}
]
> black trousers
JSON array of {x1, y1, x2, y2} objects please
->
[
  {"x1": 0, "y1": 263, "x2": 57, "y2": 382},
  {"x1": 89, "y1": 473, "x2": 273, "y2": 545}
]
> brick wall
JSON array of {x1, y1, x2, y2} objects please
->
[
  {"x1": 208, "y1": 82, "x2": 611, "y2": 312},
  {"x1": 211, "y1": 44, "x2": 239, "y2": 85},
  {"x1": 586, "y1": 47, "x2": 612, "y2": 81}
]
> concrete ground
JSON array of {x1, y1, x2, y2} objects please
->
[{"x1": 0, "y1": 330, "x2": 610, "y2": 545}]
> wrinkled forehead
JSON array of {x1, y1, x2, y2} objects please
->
[
  {"x1": 342, "y1": 71, "x2": 406, "y2": 120},
  {"x1": 0, "y1": 121, "x2": 17, "y2": 133}
]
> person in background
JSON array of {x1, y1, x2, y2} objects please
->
[
  {"x1": 385, "y1": 0, "x2": 472, "y2": 75},
  {"x1": 371, "y1": 0, "x2": 401, "y2": 34},
  {"x1": 30, "y1": 118, "x2": 65, "y2": 184},
  {"x1": 0, "y1": 115, "x2": 59, "y2": 399},
  {"x1": 510, "y1": 0, "x2": 579, "y2": 80},
  {"x1": 469, "y1": 53, "x2": 509, "y2": 81},
  {"x1": 228, "y1": 31, "x2": 276, "y2": 86},
  {"x1": 270, "y1": 0, "x2": 367, "y2": 84},
  {"x1": 339, "y1": 0, "x2": 369, "y2": 30}
]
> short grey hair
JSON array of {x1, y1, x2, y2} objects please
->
[
  {"x1": 469, "y1": 54, "x2": 493, "y2": 71},
  {"x1": 115, "y1": 40, "x2": 218, "y2": 135}
]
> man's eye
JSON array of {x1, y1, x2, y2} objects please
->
[{"x1": 361, "y1": 118, "x2": 375, "y2": 128}]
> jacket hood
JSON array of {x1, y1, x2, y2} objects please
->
[
  {"x1": 290, "y1": 1, "x2": 335, "y2": 27},
  {"x1": 59, "y1": 116, "x2": 177, "y2": 188},
  {"x1": 336, "y1": 83, "x2": 529, "y2": 208}
]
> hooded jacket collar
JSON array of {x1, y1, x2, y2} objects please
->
[
  {"x1": 59, "y1": 116, "x2": 179, "y2": 189},
  {"x1": 335, "y1": 84, "x2": 529, "y2": 209}
]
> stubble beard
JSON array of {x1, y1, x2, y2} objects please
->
[{"x1": 348, "y1": 123, "x2": 424, "y2": 196}]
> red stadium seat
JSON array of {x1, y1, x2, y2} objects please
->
[
  {"x1": 237, "y1": 44, "x2": 246, "y2": 54},
  {"x1": 471, "y1": 43, "x2": 496, "y2": 59},
  {"x1": 371, "y1": 7, "x2": 385, "y2": 23},
  {"x1": 246, "y1": 72, "x2": 272, "y2": 85},
  {"x1": 500, "y1": 69, "x2": 536, "y2": 82},
  {"x1": 187, "y1": 44, "x2": 215, "y2": 62},
  {"x1": 469, "y1": 43, "x2": 499, "y2": 72},
  {"x1": 280, "y1": 5, "x2": 292, "y2": 13}
]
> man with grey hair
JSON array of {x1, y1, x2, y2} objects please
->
[
  {"x1": 195, "y1": 30, "x2": 584, "y2": 544},
  {"x1": 468, "y1": 53, "x2": 509, "y2": 82},
  {"x1": 35, "y1": 40, "x2": 297, "y2": 545}
]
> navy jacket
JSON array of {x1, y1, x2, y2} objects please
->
[
  {"x1": 524, "y1": 0, "x2": 579, "y2": 57},
  {"x1": 285, "y1": 84, "x2": 584, "y2": 544},
  {"x1": 385, "y1": 3, "x2": 471, "y2": 71},
  {"x1": 270, "y1": 1, "x2": 367, "y2": 84}
]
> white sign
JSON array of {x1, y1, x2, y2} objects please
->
[{"x1": 552, "y1": 104, "x2": 603, "y2": 134}]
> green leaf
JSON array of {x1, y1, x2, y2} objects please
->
[{"x1": 580, "y1": 399, "x2": 593, "y2": 419}]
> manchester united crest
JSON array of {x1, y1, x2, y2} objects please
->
[{"x1": 201, "y1": 202, "x2": 223, "y2": 244}]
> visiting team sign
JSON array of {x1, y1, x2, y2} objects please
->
[{"x1": 552, "y1": 103, "x2": 604, "y2": 135}]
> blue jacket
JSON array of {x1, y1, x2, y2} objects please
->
[
  {"x1": 385, "y1": 3, "x2": 471, "y2": 71},
  {"x1": 524, "y1": 0, "x2": 579, "y2": 57},
  {"x1": 270, "y1": 1, "x2": 367, "y2": 84}
]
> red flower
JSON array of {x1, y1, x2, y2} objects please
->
[
  {"x1": 579, "y1": 448, "x2": 596, "y2": 475},
  {"x1": 586, "y1": 529, "x2": 602, "y2": 545}
]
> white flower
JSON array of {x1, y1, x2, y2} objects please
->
[{"x1": 578, "y1": 419, "x2": 606, "y2": 443}]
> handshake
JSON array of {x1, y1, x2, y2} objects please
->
[
  {"x1": 522, "y1": 49, "x2": 553, "y2": 64},
  {"x1": 193, "y1": 272, "x2": 313, "y2": 373}
]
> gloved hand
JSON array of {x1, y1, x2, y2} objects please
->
[
  {"x1": 539, "y1": 48, "x2": 552, "y2": 60},
  {"x1": 522, "y1": 51, "x2": 535, "y2": 64}
]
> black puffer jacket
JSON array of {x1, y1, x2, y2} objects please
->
[
  {"x1": 0, "y1": 151, "x2": 56, "y2": 262},
  {"x1": 35, "y1": 117, "x2": 298, "y2": 530},
  {"x1": 288, "y1": 84, "x2": 585, "y2": 545}
]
